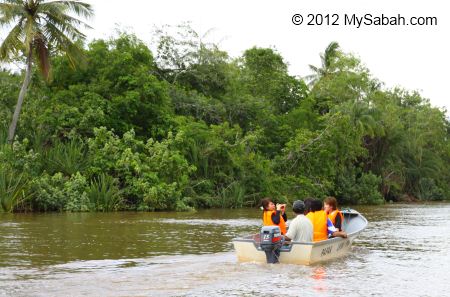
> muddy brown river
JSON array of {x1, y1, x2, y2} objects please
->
[{"x1": 1, "y1": 203, "x2": 450, "y2": 296}]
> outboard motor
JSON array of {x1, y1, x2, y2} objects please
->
[{"x1": 260, "y1": 226, "x2": 283, "y2": 264}]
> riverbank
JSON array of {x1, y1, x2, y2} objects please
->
[{"x1": 2, "y1": 32, "x2": 449, "y2": 214}]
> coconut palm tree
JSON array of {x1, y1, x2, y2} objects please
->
[
  {"x1": 306, "y1": 41, "x2": 340, "y2": 86},
  {"x1": 0, "y1": 0, "x2": 93, "y2": 143}
]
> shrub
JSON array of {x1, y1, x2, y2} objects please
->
[
  {"x1": 217, "y1": 181, "x2": 246, "y2": 208},
  {"x1": 64, "y1": 173, "x2": 90, "y2": 212},
  {"x1": 44, "y1": 138, "x2": 88, "y2": 176},
  {"x1": 0, "y1": 167, "x2": 29, "y2": 212},
  {"x1": 87, "y1": 174, "x2": 122, "y2": 211},
  {"x1": 418, "y1": 178, "x2": 444, "y2": 201},
  {"x1": 138, "y1": 182, "x2": 181, "y2": 211},
  {"x1": 31, "y1": 173, "x2": 66, "y2": 211},
  {"x1": 31, "y1": 172, "x2": 90, "y2": 212},
  {"x1": 337, "y1": 171, "x2": 384, "y2": 205}
]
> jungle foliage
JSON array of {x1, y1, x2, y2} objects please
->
[{"x1": 0, "y1": 26, "x2": 449, "y2": 212}]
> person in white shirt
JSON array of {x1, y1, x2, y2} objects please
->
[{"x1": 284, "y1": 200, "x2": 313, "y2": 242}]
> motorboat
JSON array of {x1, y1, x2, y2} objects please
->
[{"x1": 232, "y1": 209, "x2": 367, "y2": 265}]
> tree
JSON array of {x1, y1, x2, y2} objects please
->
[
  {"x1": 241, "y1": 47, "x2": 307, "y2": 114},
  {"x1": 0, "y1": 0, "x2": 93, "y2": 143},
  {"x1": 308, "y1": 43, "x2": 376, "y2": 115},
  {"x1": 306, "y1": 41, "x2": 340, "y2": 86},
  {"x1": 153, "y1": 23, "x2": 231, "y2": 97}
]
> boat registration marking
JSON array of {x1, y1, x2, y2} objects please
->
[
  {"x1": 337, "y1": 240, "x2": 351, "y2": 252},
  {"x1": 321, "y1": 246, "x2": 333, "y2": 257}
]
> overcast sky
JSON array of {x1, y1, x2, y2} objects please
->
[{"x1": 3, "y1": 0, "x2": 449, "y2": 114}]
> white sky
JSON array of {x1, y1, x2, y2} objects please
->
[
  {"x1": 2, "y1": 0, "x2": 448, "y2": 114},
  {"x1": 87, "y1": 0, "x2": 449, "y2": 114}
]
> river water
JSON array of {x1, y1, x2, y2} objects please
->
[{"x1": 1, "y1": 203, "x2": 450, "y2": 296}]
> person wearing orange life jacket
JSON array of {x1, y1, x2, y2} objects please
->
[
  {"x1": 323, "y1": 196, "x2": 344, "y2": 231},
  {"x1": 305, "y1": 199, "x2": 347, "y2": 242},
  {"x1": 260, "y1": 198, "x2": 287, "y2": 235}
]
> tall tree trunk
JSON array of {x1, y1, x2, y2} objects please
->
[{"x1": 8, "y1": 53, "x2": 32, "y2": 144}]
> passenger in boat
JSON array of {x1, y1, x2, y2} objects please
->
[
  {"x1": 261, "y1": 198, "x2": 287, "y2": 235},
  {"x1": 324, "y1": 196, "x2": 344, "y2": 231},
  {"x1": 303, "y1": 197, "x2": 314, "y2": 214},
  {"x1": 284, "y1": 200, "x2": 313, "y2": 242},
  {"x1": 306, "y1": 199, "x2": 347, "y2": 242}
]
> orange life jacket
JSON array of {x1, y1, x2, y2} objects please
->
[
  {"x1": 306, "y1": 210, "x2": 328, "y2": 242},
  {"x1": 263, "y1": 210, "x2": 287, "y2": 235},
  {"x1": 328, "y1": 209, "x2": 344, "y2": 230}
]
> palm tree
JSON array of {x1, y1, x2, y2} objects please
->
[
  {"x1": 306, "y1": 41, "x2": 340, "y2": 86},
  {"x1": 345, "y1": 100, "x2": 384, "y2": 138},
  {"x1": 0, "y1": 0, "x2": 93, "y2": 143}
]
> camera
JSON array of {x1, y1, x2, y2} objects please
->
[{"x1": 277, "y1": 203, "x2": 286, "y2": 210}]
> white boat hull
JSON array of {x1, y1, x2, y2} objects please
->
[{"x1": 232, "y1": 209, "x2": 367, "y2": 265}]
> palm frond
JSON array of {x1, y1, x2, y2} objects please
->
[
  {"x1": 0, "y1": 0, "x2": 24, "y2": 4},
  {"x1": 0, "y1": 20, "x2": 24, "y2": 60},
  {"x1": 0, "y1": 3, "x2": 24, "y2": 25},
  {"x1": 324, "y1": 41, "x2": 340, "y2": 68},
  {"x1": 44, "y1": 12, "x2": 88, "y2": 40},
  {"x1": 1, "y1": 0, "x2": 91, "y2": 70},
  {"x1": 44, "y1": 8, "x2": 92, "y2": 30},
  {"x1": 43, "y1": 20, "x2": 85, "y2": 67},
  {"x1": 308, "y1": 64, "x2": 319, "y2": 74},
  {"x1": 38, "y1": 0, "x2": 93, "y2": 19},
  {"x1": 38, "y1": 1, "x2": 92, "y2": 28}
]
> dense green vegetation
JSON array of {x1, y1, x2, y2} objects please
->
[
  {"x1": 1, "y1": 26, "x2": 449, "y2": 212},
  {"x1": 0, "y1": 0, "x2": 93, "y2": 143}
]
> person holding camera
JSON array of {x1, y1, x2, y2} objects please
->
[{"x1": 260, "y1": 198, "x2": 287, "y2": 235}]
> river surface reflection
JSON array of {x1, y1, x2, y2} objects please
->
[{"x1": 1, "y1": 203, "x2": 450, "y2": 296}]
